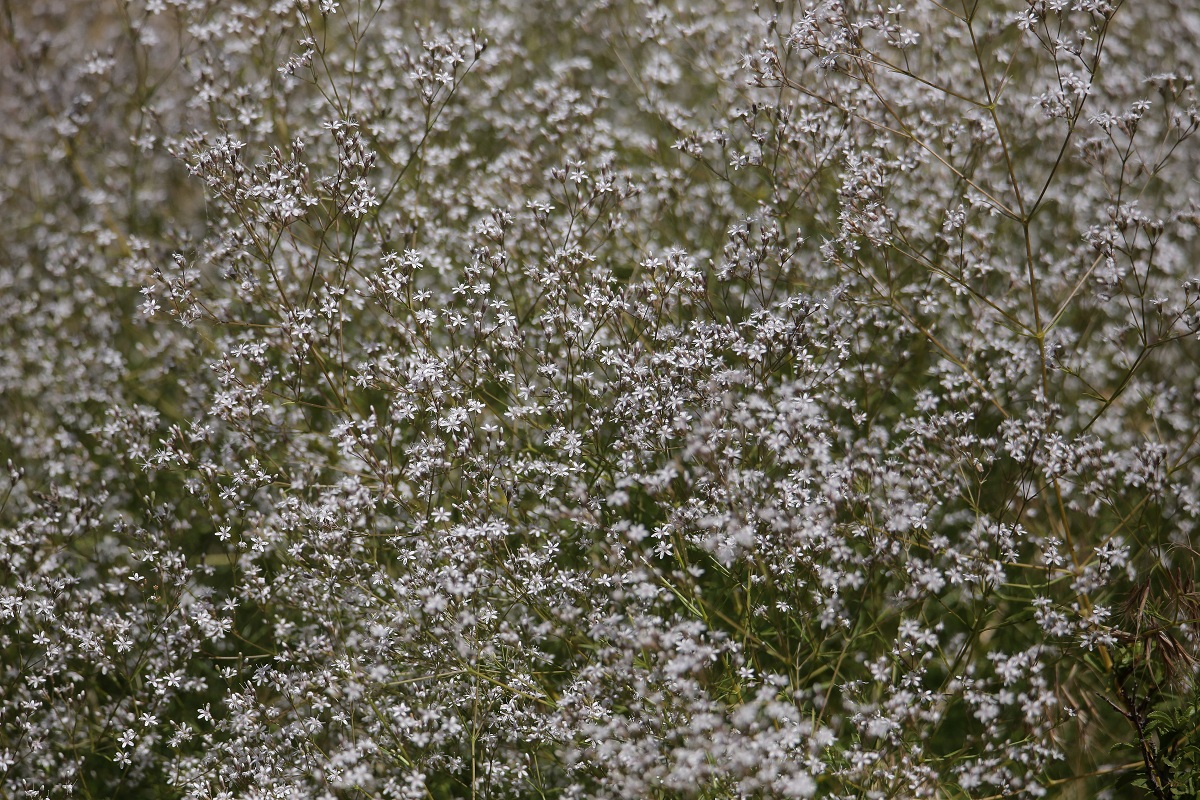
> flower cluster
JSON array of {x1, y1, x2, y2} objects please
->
[{"x1": 4, "y1": 0, "x2": 1200, "y2": 798}]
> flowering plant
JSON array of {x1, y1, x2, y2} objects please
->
[{"x1": 3, "y1": 1, "x2": 1200, "y2": 798}]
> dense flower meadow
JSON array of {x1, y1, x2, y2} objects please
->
[{"x1": 3, "y1": 0, "x2": 1200, "y2": 797}]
